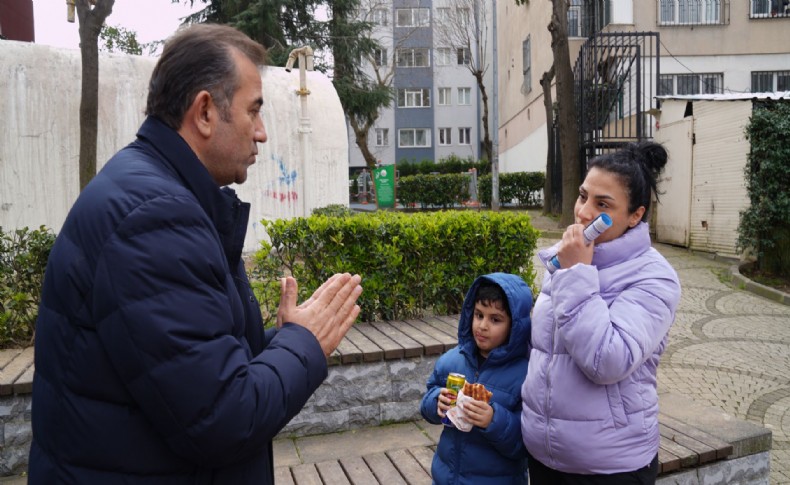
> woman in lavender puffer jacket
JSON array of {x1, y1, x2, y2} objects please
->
[{"x1": 521, "y1": 141, "x2": 681, "y2": 484}]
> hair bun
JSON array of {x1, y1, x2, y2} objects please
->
[{"x1": 634, "y1": 141, "x2": 668, "y2": 178}]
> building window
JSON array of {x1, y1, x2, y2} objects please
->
[
  {"x1": 438, "y1": 128, "x2": 452, "y2": 145},
  {"x1": 435, "y1": 47, "x2": 453, "y2": 66},
  {"x1": 750, "y1": 0, "x2": 790, "y2": 17},
  {"x1": 659, "y1": 73, "x2": 723, "y2": 95},
  {"x1": 438, "y1": 87, "x2": 452, "y2": 106},
  {"x1": 457, "y1": 87, "x2": 472, "y2": 105},
  {"x1": 752, "y1": 70, "x2": 790, "y2": 92},
  {"x1": 375, "y1": 128, "x2": 389, "y2": 146},
  {"x1": 457, "y1": 47, "x2": 471, "y2": 66},
  {"x1": 399, "y1": 128, "x2": 430, "y2": 147},
  {"x1": 458, "y1": 127, "x2": 471, "y2": 145},
  {"x1": 435, "y1": 7, "x2": 450, "y2": 24},
  {"x1": 522, "y1": 36, "x2": 532, "y2": 94},
  {"x1": 396, "y1": 8, "x2": 430, "y2": 27},
  {"x1": 371, "y1": 8, "x2": 389, "y2": 26},
  {"x1": 659, "y1": 0, "x2": 722, "y2": 25},
  {"x1": 396, "y1": 48, "x2": 430, "y2": 67},
  {"x1": 373, "y1": 48, "x2": 387, "y2": 67},
  {"x1": 398, "y1": 88, "x2": 431, "y2": 108}
]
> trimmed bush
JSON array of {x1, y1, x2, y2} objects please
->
[
  {"x1": 250, "y1": 211, "x2": 539, "y2": 325},
  {"x1": 1, "y1": 226, "x2": 56, "y2": 347}
]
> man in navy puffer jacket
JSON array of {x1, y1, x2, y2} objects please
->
[{"x1": 29, "y1": 24, "x2": 362, "y2": 484}]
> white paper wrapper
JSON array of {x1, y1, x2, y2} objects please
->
[{"x1": 446, "y1": 390, "x2": 475, "y2": 432}]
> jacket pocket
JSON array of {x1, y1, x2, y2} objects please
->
[{"x1": 606, "y1": 383, "x2": 628, "y2": 429}]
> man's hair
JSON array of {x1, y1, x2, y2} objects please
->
[
  {"x1": 145, "y1": 24, "x2": 268, "y2": 130},
  {"x1": 474, "y1": 280, "x2": 510, "y2": 317}
]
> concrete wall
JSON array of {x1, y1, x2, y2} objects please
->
[{"x1": 0, "y1": 41, "x2": 349, "y2": 253}]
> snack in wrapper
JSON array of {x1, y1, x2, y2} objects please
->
[
  {"x1": 446, "y1": 382, "x2": 493, "y2": 432},
  {"x1": 462, "y1": 382, "x2": 493, "y2": 403}
]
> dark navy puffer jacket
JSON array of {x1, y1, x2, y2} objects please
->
[
  {"x1": 29, "y1": 117, "x2": 328, "y2": 484},
  {"x1": 420, "y1": 273, "x2": 532, "y2": 485}
]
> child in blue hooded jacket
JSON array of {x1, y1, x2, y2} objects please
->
[{"x1": 420, "y1": 272, "x2": 532, "y2": 484}]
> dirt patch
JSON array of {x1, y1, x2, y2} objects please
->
[{"x1": 740, "y1": 266, "x2": 790, "y2": 295}]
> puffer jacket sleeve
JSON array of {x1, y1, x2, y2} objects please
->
[
  {"x1": 421, "y1": 352, "x2": 454, "y2": 425},
  {"x1": 551, "y1": 260, "x2": 680, "y2": 385},
  {"x1": 91, "y1": 194, "x2": 327, "y2": 468},
  {"x1": 479, "y1": 401, "x2": 526, "y2": 460}
]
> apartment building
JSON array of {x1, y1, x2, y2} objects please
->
[
  {"x1": 348, "y1": 0, "x2": 495, "y2": 171},
  {"x1": 497, "y1": 0, "x2": 790, "y2": 174}
]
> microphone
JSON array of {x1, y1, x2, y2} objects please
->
[{"x1": 548, "y1": 213, "x2": 612, "y2": 273}]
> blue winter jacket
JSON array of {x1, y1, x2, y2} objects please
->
[
  {"x1": 420, "y1": 273, "x2": 532, "y2": 485},
  {"x1": 29, "y1": 117, "x2": 328, "y2": 484}
]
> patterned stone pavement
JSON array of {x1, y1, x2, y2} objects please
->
[
  {"x1": 534, "y1": 238, "x2": 790, "y2": 483},
  {"x1": 655, "y1": 244, "x2": 790, "y2": 484}
]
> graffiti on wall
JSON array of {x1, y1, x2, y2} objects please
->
[{"x1": 263, "y1": 154, "x2": 299, "y2": 203}]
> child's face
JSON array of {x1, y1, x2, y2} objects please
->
[{"x1": 472, "y1": 300, "x2": 511, "y2": 358}]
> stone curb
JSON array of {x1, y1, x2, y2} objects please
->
[{"x1": 728, "y1": 262, "x2": 790, "y2": 306}]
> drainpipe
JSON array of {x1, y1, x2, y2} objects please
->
[{"x1": 285, "y1": 46, "x2": 314, "y2": 215}]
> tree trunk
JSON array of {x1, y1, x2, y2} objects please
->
[
  {"x1": 76, "y1": 0, "x2": 115, "y2": 191},
  {"x1": 348, "y1": 117, "x2": 378, "y2": 172},
  {"x1": 474, "y1": 70, "x2": 498, "y2": 210},
  {"x1": 540, "y1": 66, "x2": 560, "y2": 215},
  {"x1": 550, "y1": 0, "x2": 581, "y2": 226}
]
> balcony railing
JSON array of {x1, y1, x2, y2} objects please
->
[
  {"x1": 750, "y1": 0, "x2": 790, "y2": 18},
  {"x1": 657, "y1": 0, "x2": 730, "y2": 26}
]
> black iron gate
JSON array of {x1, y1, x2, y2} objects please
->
[{"x1": 574, "y1": 31, "x2": 661, "y2": 172}]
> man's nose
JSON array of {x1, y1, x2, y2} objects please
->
[{"x1": 255, "y1": 115, "x2": 267, "y2": 143}]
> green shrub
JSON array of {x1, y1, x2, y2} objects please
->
[
  {"x1": 476, "y1": 172, "x2": 546, "y2": 207},
  {"x1": 0, "y1": 226, "x2": 56, "y2": 347},
  {"x1": 738, "y1": 101, "x2": 790, "y2": 274},
  {"x1": 250, "y1": 211, "x2": 539, "y2": 325}
]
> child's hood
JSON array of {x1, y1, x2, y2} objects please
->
[{"x1": 457, "y1": 272, "x2": 533, "y2": 366}]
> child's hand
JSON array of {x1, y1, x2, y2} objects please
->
[
  {"x1": 437, "y1": 388, "x2": 456, "y2": 417},
  {"x1": 463, "y1": 399, "x2": 494, "y2": 428}
]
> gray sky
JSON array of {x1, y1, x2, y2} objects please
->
[{"x1": 34, "y1": 0, "x2": 201, "y2": 53}]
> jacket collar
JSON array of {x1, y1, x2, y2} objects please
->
[{"x1": 136, "y1": 116, "x2": 249, "y2": 269}]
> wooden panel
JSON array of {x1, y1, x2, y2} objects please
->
[
  {"x1": 275, "y1": 467, "x2": 295, "y2": 485},
  {"x1": 316, "y1": 460, "x2": 351, "y2": 485},
  {"x1": 328, "y1": 349, "x2": 341, "y2": 367},
  {"x1": 659, "y1": 413, "x2": 733, "y2": 459},
  {"x1": 659, "y1": 434, "x2": 699, "y2": 469},
  {"x1": 340, "y1": 456, "x2": 379, "y2": 485},
  {"x1": 15, "y1": 363, "x2": 34, "y2": 394},
  {"x1": 403, "y1": 319, "x2": 456, "y2": 352},
  {"x1": 364, "y1": 452, "x2": 408, "y2": 484},
  {"x1": 657, "y1": 446, "x2": 680, "y2": 474},
  {"x1": 335, "y1": 337, "x2": 362, "y2": 365},
  {"x1": 0, "y1": 347, "x2": 34, "y2": 396},
  {"x1": 418, "y1": 316, "x2": 458, "y2": 339},
  {"x1": 291, "y1": 463, "x2": 323, "y2": 485},
  {"x1": 356, "y1": 323, "x2": 404, "y2": 360},
  {"x1": 389, "y1": 321, "x2": 443, "y2": 356},
  {"x1": 345, "y1": 326, "x2": 383, "y2": 362},
  {"x1": 436, "y1": 315, "x2": 461, "y2": 327},
  {"x1": 387, "y1": 449, "x2": 431, "y2": 484},
  {"x1": 0, "y1": 349, "x2": 22, "y2": 370},
  {"x1": 659, "y1": 423, "x2": 717, "y2": 464},
  {"x1": 408, "y1": 446, "x2": 434, "y2": 476},
  {"x1": 370, "y1": 322, "x2": 423, "y2": 358}
]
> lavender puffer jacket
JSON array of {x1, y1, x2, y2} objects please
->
[{"x1": 520, "y1": 222, "x2": 680, "y2": 474}]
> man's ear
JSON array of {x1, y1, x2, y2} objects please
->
[{"x1": 186, "y1": 90, "x2": 214, "y2": 139}]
